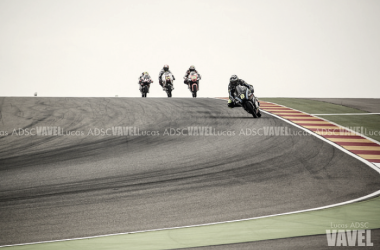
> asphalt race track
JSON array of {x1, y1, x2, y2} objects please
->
[{"x1": 0, "y1": 97, "x2": 379, "y2": 246}]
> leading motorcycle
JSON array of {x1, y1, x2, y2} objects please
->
[{"x1": 233, "y1": 85, "x2": 261, "y2": 118}]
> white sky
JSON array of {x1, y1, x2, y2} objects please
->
[{"x1": 1, "y1": 0, "x2": 379, "y2": 98}]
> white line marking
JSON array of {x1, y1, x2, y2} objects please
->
[
  {"x1": 259, "y1": 109, "x2": 380, "y2": 173},
  {"x1": 253, "y1": 99, "x2": 380, "y2": 147},
  {"x1": 2, "y1": 98, "x2": 379, "y2": 248},
  {"x1": 311, "y1": 113, "x2": 380, "y2": 115},
  {"x1": 213, "y1": 97, "x2": 380, "y2": 169}
]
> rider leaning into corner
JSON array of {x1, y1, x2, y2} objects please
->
[
  {"x1": 183, "y1": 65, "x2": 201, "y2": 88},
  {"x1": 158, "y1": 64, "x2": 175, "y2": 87},
  {"x1": 138, "y1": 72, "x2": 153, "y2": 93},
  {"x1": 227, "y1": 75, "x2": 255, "y2": 108}
]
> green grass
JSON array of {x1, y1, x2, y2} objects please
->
[
  {"x1": 260, "y1": 98, "x2": 380, "y2": 142},
  {"x1": 260, "y1": 98, "x2": 366, "y2": 114},
  {"x1": 8, "y1": 195, "x2": 380, "y2": 250}
]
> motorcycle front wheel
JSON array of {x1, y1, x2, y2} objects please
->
[{"x1": 246, "y1": 101, "x2": 258, "y2": 118}]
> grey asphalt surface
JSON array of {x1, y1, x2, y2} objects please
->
[
  {"x1": 0, "y1": 97, "x2": 379, "y2": 247},
  {"x1": 309, "y1": 98, "x2": 380, "y2": 113}
]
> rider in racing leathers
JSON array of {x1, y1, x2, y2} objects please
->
[
  {"x1": 183, "y1": 65, "x2": 201, "y2": 88},
  {"x1": 139, "y1": 72, "x2": 153, "y2": 93},
  {"x1": 227, "y1": 75, "x2": 254, "y2": 108},
  {"x1": 158, "y1": 65, "x2": 175, "y2": 87}
]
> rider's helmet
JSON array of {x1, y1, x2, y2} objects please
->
[
  {"x1": 144, "y1": 72, "x2": 149, "y2": 75},
  {"x1": 189, "y1": 65, "x2": 195, "y2": 71},
  {"x1": 163, "y1": 65, "x2": 169, "y2": 71},
  {"x1": 230, "y1": 75, "x2": 238, "y2": 85}
]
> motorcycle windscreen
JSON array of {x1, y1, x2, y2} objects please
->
[
  {"x1": 235, "y1": 85, "x2": 247, "y2": 95},
  {"x1": 163, "y1": 72, "x2": 172, "y2": 81}
]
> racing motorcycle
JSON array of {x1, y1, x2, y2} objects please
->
[
  {"x1": 161, "y1": 72, "x2": 174, "y2": 97},
  {"x1": 140, "y1": 75, "x2": 152, "y2": 98},
  {"x1": 186, "y1": 72, "x2": 200, "y2": 98},
  {"x1": 233, "y1": 85, "x2": 261, "y2": 118}
]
